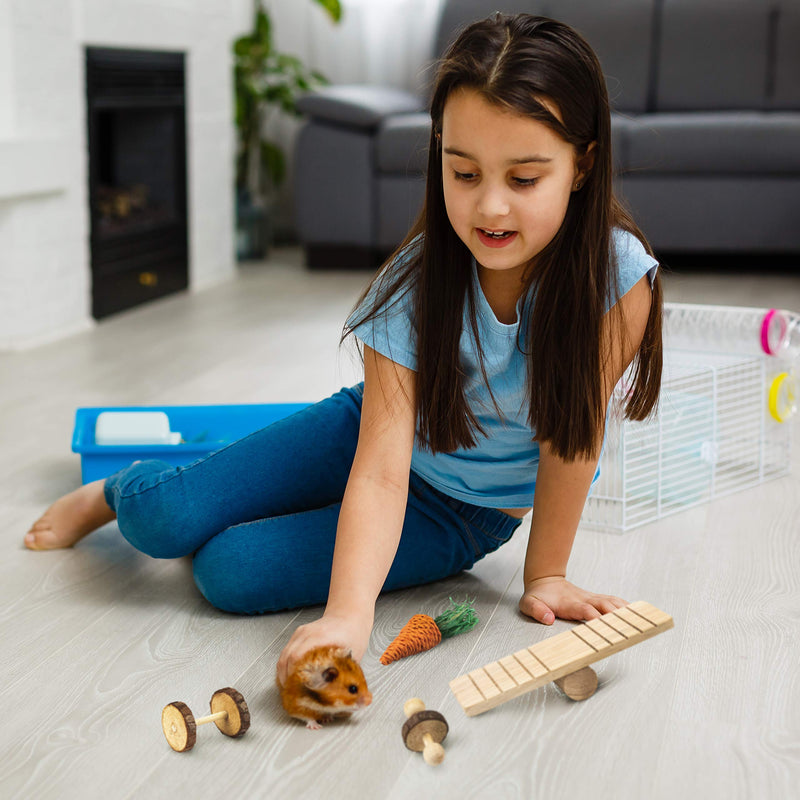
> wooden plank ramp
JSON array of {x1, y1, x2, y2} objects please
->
[{"x1": 450, "y1": 601, "x2": 673, "y2": 716}]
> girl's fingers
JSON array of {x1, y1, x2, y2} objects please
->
[
  {"x1": 574, "y1": 602, "x2": 602, "y2": 621},
  {"x1": 277, "y1": 629, "x2": 310, "y2": 686},
  {"x1": 276, "y1": 650, "x2": 291, "y2": 686},
  {"x1": 595, "y1": 595, "x2": 629, "y2": 614},
  {"x1": 519, "y1": 594, "x2": 556, "y2": 625},
  {"x1": 276, "y1": 659, "x2": 286, "y2": 687}
]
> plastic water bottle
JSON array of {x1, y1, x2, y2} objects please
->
[{"x1": 663, "y1": 303, "x2": 800, "y2": 359}]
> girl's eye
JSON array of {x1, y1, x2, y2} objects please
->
[
  {"x1": 453, "y1": 170, "x2": 478, "y2": 182},
  {"x1": 513, "y1": 177, "x2": 539, "y2": 187}
]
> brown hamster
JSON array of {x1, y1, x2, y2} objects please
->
[{"x1": 277, "y1": 645, "x2": 373, "y2": 729}]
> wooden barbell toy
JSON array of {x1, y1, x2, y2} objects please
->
[
  {"x1": 450, "y1": 601, "x2": 673, "y2": 715},
  {"x1": 161, "y1": 687, "x2": 250, "y2": 752},
  {"x1": 402, "y1": 698, "x2": 448, "y2": 765}
]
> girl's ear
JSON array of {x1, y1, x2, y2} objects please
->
[{"x1": 574, "y1": 141, "x2": 597, "y2": 189}]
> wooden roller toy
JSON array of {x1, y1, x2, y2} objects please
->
[
  {"x1": 450, "y1": 601, "x2": 673, "y2": 716},
  {"x1": 402, "y1": 698, "x2": 448, "y2": 766},
  {"x1": 161, "y1": 687, "x2": 250, "y2": 752}
]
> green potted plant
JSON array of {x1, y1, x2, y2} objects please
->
[{"x1": 234, "y1": 0, "x2": 343, "y2": 259}]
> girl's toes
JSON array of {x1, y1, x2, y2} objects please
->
[
  {"x1": 24, "y1": 531, "x2": 43, "y2": 550},
  {"x1": 24, "y1": 525, "x2": 61, "y2": 550}
]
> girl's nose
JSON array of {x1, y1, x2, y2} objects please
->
[{"x1": 476, "y1": 184, "x2": 510, "y2": 218}]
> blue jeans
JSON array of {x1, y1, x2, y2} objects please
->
[{"x1": 103, "y1": 385, "x2": 522, "y2": 614}]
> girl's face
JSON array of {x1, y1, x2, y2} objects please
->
[{"x1": 441, "y1": 88, "x2": 592, "y2": 280}]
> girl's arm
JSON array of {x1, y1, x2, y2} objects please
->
[
  {"x1": 277, "y1": 345, "x2": 416, "y2": 684},
  {"x1": 519, "y1": 274, "x2": 653, "y2": 624}
]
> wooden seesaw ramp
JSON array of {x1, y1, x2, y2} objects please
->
[{"x1": 449, "y1": 601, "x2": 673, "y2": 716}]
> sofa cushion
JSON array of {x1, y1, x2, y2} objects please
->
[
  {"x1": 772, "y1": 1, "x2": 800, "y2": 109},
  {"x1": 296, "y1": 85, "x2": 424, "y2": 130},
  {"x1": 433, "y1": 0, "x2": 657, "y2": 113},
  {"x1": 618, "y1": 176, "x2": 800, "y2": 252},
  {"x1": 537, "y1": 0, "x2": 657, "y2": 113},
  {"x1": 376, "y1": 114, "x2": 431, "y2": 174},
  {"x1": 655, "y1": 0, "x2": 770, "y2": 111},
  {"x1": 610, "y1": 114, "x2": 638, "y2": 175},
  {"x1": 624, "y1": 112, "x2": 800, "y2": 174}
]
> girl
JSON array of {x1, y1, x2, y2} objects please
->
[{"x1": 25, "y1": 14, "x2": 662, "y2": 686}]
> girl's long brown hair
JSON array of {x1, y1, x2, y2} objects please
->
[{"x1": 344, "y1": 14, "x2": 662, "y2": 461}]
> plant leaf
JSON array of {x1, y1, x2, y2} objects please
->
[
  {"x1": 261, "y1": 141, "x2": 286, "y2": 186},
  {"x1": 254, "y1": 6, "x2": 272, "y2": 47},
  {"x1": 313, "y1": 0, "x2": 343, "y2": 23}
]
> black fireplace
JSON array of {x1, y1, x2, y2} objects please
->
[{"x1": 86, "y1": 47, "x2": 188, "y2": 319}]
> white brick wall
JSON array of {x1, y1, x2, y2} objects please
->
[
  {"x1": 0, "y1": 0, "x2": 239, "y2": 350},
  {"x1": 0, "y1": 5, "x2": 15, "y2": 139}
]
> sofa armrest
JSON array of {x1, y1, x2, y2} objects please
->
[{"x1": 296, "y1": 84, "x2": 425, "y2": 130}]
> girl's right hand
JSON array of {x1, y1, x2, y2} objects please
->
[
  {"x1": 519, "y1": 576, "x2": 627, "y2": 624},
  {"x1": 276, "y1": 610, "x2": 373, "y2": 687}
]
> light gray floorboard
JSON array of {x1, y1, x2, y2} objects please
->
[{"x1": 1, "y1": 249, "x2": 798, "y2": 799}]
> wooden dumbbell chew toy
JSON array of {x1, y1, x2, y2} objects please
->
[
  {"x1": 450, "y1": 601, "x2": 674, "y2": 716},
  {"x1": 161, "y1": 687, "x2": 250, "y2": 752},
  {"x1": 402, "y1": 698, "x2": 448, "y2": 765}
]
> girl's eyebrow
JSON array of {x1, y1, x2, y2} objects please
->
[
  {"x1": 508, "y1": 155, "x2": 553, "y2": 165},
  {"x1": 443, "y1": 146, "x2": 552, "y2": 165}
]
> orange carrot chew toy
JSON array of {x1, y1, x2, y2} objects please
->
[{"x1": 380, "y1": 599, "x2": 479, "y2": 665}]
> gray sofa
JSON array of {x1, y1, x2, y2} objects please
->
[{"x1": 294, "y1": 0, "x2": 800, "y2": 268}]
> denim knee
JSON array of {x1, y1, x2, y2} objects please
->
[
  {"x1": 104, "y1": 459, "x2": 202, "y2": 559},
  {"x1": 191, "y1": 512, "x2": 338, "y2": 614},
  {"x1": 192, "y1": 530, "x2": 262, "y2": 613}
]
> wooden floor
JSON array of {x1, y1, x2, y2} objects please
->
[{"x1": 2, "y1": 249, "x2": 798, "y2": 799}]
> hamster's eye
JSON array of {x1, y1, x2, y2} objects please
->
[{"x1": 348, "y1": 684, "x2": 358, "y2": 694}]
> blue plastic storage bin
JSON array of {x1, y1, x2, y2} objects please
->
[{"x1": 72, "y1": 403, "x2": 310, "y2": 483}]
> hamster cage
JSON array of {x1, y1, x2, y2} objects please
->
[{"x1": 582, "y1": 304, "x2": 798, "y2": 532}]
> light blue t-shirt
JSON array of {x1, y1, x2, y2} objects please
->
[{"x1": 349, "y1": 229, "x2": 658, "y2": 508}]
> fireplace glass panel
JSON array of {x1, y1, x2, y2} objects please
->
[{"x1": 94, "y1": 109, "x2": 181, "y2": 235}]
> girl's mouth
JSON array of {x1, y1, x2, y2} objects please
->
[{"x1": 476, "y1": 228, "x2": 518, "y2": 248}]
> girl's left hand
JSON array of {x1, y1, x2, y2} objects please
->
[
  {"x1": 276, "y1": 610, "x2": 373, "y2": 688},
  {"x1": 519, "y1": 576, "x2": 627, "y2": 625}
]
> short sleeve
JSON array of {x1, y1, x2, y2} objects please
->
[
  {"x1": 610, "y1": 228, "x2": 659, "y2": 308},
  {"x1": 345, "y1": 242, "x2": 420, "y2": 371}
]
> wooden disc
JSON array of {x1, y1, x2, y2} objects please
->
[
  {"x1": 554, "y1": 666, "x2": 598, "y2": 701},
  {"x1": 162, "y1": 701, "x2": 197, "y2": 752},
  {"x1": 210, "y1": 687, "x2": 250, "y2": 738},
  {"x1": 402, "y1": 710, "x2": 448, "y2": 752}
]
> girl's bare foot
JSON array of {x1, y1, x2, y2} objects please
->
[{"x1": 24, "y1": 479, "x2": 116, "y2": 550}]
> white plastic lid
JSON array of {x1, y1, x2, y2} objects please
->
[{"x1": 95, "y1": 411, "x2": 181, "y2": 446}]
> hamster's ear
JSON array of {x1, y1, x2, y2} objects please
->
[
  {"x1": 299, "y1": 664, "x2": 339, "y2": 690},
  {"x1": 332, "y1": 647, "x2": 352, "y2": 660},
  {"x1": 322, "y1": 667, "x2": 339, "y2": 683}
]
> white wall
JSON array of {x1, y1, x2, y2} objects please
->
[{"x1": 0, "y1": 0, "x2": 239, "y2": 350}]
